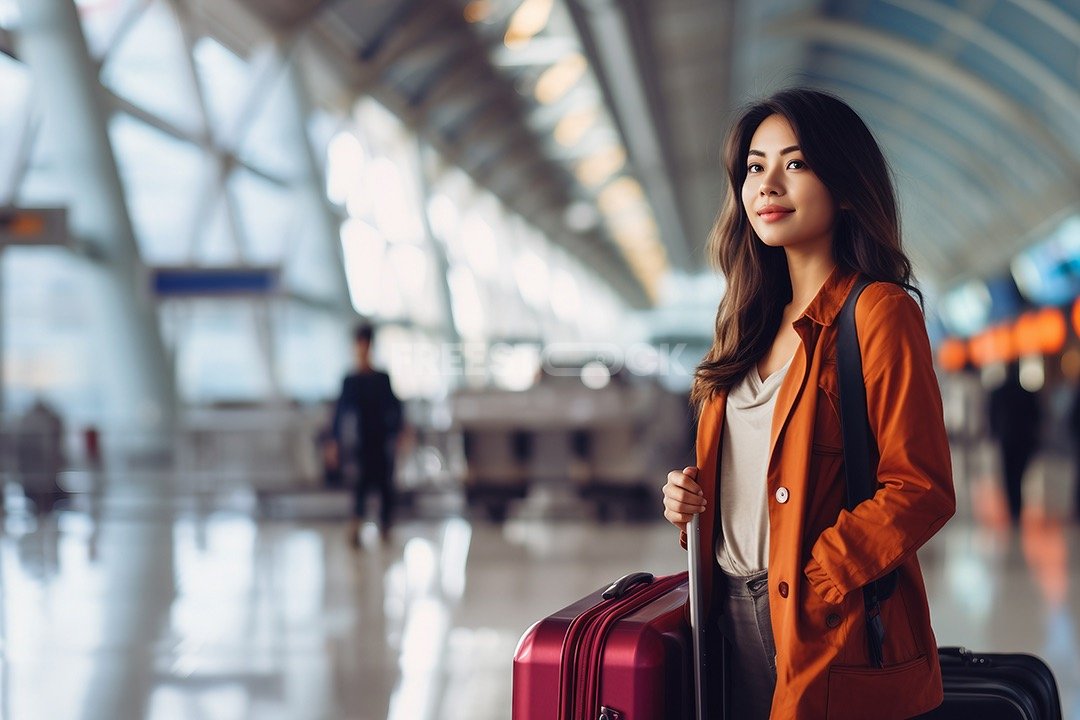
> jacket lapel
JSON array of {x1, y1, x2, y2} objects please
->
[
  {"x1": 767, "y1": 329, "x2": 811, "y2": 472},
  {"x1": 766, "y1": 267, "x2": 858, "y2": 473}
]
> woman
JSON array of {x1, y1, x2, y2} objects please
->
[{"x1": 662, "y1": 88, "x2": 955, "y2": 719}]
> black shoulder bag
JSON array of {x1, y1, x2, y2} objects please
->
[{"x1": 837, "y1": 275, "x2": 900, "y2": 668}]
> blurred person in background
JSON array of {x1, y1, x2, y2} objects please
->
[
  {"x1": 327, "y1": 323, "x2": 404, "y2": 547},
  {"x1": 1067, "y1": 384, "x2": 1080, "y2": 521},
  {"x1": 15, "y1": 397, "x2": 67, "y2": 513},
  {"x1": 988, "y1": 361, "x2": 1042, "y2": 525}
]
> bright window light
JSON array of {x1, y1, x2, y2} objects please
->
[
  {"x1": 551, "y1": 268, "x2": 580, "y2": 321},
  {"x1": 514, "y1": 251, "x2": 549, "y2": 310},
  {"x1": 0, "y1": 0, "x2": 18, "y2": 29},
  {"x1": 326, "y1": 131, "x2": 365, "y2": 206},
  {"x1": 340, "y1": 219, "x2": 386, "y2": 315},
  {"x1": 371, "y1": 157, "x2": 422, "y2": 242},
  {"x1": 491, "y1": 343, "x2": 540, "y2": 391},
  {"x1": 461, "y1": 212, "x2": 498, "y2": 278},
  {"x1": 388, "y1": 244, "x2": 430, "y2": 312},
  {"x1": 448, "y1": 265, "x2": 485, "y2": 338},
  {"x1": 427, "y1": 193, "x2": 460, "y2": 244}
]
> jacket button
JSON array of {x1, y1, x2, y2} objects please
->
[
  {"x1": 775, "y1": 487, "x2": 789, "y2": 504},
  {"x1": 826, "y1": 613, "x2": 841, "y2": 628},
  {"x1": 778, "y1": 581, "x2": 789, "y2": 598}
]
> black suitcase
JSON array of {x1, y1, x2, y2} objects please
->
[{"x1": 915, "y1": 647, "x2": 1063, "y2": 720}]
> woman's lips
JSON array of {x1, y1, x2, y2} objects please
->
[{"x1": 758, "y1": 208, "x2": 793, "y2": 223}]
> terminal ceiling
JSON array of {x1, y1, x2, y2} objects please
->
[{"x1": 238, "y1": 0, "x2": 1080, "y2": 307}]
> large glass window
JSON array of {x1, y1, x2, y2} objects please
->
[
  {"x1": 2, "y1": 248, "x2": 102, "y2": 422},
  {"x1": 192, "y1": 35, "x2": 248, "y2": 141},
  {"x1": 276, "y1": 303, "x2": 350, "y2": 401},
  {"x1": 236, "y1": 67, "x2": 306, "y2": 181},
  {"x1": 0, "y1": 0, "x2": 19, "y2": 29},
  {"x1": 174, "y1": 302, "x2": 272, "y2": 402},
  {"x1": 228, "y1": 169, "x2": 295, "y2": 264},
  {"x1": 100, "y1": 0, "x2": 203, "y2": 135},
  {"x1": 76, "y1": 0, "x2": 141, "y2": 60},
  {"x1": 194, "y1": 195, "x2": 241, "y2": 264},
  {"x1": 0, "y1": 55, "x2": 31, "y2": 200},
  {"x1": 109, "y1": 113, "x2": 207, "y2": 264},
  {"x1": 282, "y1": 218, "x2": 341, "y2": 302}
]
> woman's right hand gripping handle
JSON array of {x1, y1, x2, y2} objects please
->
[{"x1": 662, "y1": 466, "x2": 706, "y2": 535}]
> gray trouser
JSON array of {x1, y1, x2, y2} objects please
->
[{"x1": 716, "y1": 568, "x2": 777, "y2": 720}]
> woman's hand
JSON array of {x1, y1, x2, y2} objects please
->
[{"x1": 662, "y1": 466, "x2": 706, "y2": 533}]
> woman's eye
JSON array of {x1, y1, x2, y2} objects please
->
[
  {"x1": 787, "y1": 159, "x2": 806, "y2": 170},
  {"x1": 747, "y1": 163, "x2": 763, "y2": 173}
]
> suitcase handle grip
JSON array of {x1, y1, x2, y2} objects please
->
[{"x1": 602, "y1": 572, "x2": 655, "y2": 600}]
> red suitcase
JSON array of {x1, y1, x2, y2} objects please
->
[{"x1": 512, "y1": 570, "x2": 694, "y2": 720}]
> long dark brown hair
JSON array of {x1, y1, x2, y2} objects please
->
[{"x1": 690, "y1": 88, "x2": 922, "y2": 411}]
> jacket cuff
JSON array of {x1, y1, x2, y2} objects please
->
[{"x1": 805, "y1": 557, "x2": 845, "y2": 604}]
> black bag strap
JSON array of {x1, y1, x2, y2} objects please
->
[{"x1": 836, "y1": 274, "x2": 898, "y2": 668}]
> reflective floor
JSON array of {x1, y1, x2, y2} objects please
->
[{"x1": 2, "y1": 489, "x2": 1080, "y2": 719}]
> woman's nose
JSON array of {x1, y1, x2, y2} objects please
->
[{"x1": 758, "y1": 168, "x2": 783, "y2": 196}]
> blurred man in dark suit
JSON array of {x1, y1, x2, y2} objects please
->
[
  {"x1": 988, "y1": 361, "x2": 1041, "y2": 525},
  {"x1": 328, "y1": 324, "x2": 404, "y2": 547}
]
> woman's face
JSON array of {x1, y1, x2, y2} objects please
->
[{"x1": 741, "y1": 114, "x2": 838, "y2": 254}]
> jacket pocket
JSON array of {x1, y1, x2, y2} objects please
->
[
  {"x1": 827, "y1": 653, "x2": 936, "y2": 719},
  {"x1": 799, "y1": 565, "x2": 855, "y2": 650}
]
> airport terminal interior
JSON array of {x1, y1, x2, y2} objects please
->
[{"x1": 1, "y1": 0, "x2": 1079, "y2": 717}]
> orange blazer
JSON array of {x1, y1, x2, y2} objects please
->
[{"x1": 687, "y1": 266, "x2": 956, "y2": 719}]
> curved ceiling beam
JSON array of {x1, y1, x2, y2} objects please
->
[
  {"x1": 808, "y1": 55, "x2": 1065, "y2": 189},
  {"x1": 872, "y1": 128, "x2": 1002, "y2": 231},
  {"x1": 414, "y1": 59, "x2": 484, "y2": 115},
  {"x1": 776, "y1": 19, "x2": 1080, "y2": 175},
  {"x1": 1005, "y1": 0, "x2": 1080, "y2": 48},
  {"x1": 326, "y1": 4, "x2": 449, "y2": 95},
  {"x1": 807, "y1": 77, "x2": 1057, "y2": 234},
  {"x1": 818, "y1": 84, "x2": 1080, "y2": 276},
  {"x1": 883, "y1": 126, "x2": 1071, "y2": 286},
  {"x1": 883, "y1": 0, "x2": 1080, "y2": 121},
  {"x1": 572, "y1": 0, "x2": 693, "y2": 271}
]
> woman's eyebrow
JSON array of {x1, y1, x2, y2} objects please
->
[{"x1": 747, "y1": 145, "x2": 801, "y2": 157}]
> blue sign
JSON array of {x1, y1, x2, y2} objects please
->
[{"x1": 151, "y1": 267, "x2": 280, "y2": 297}]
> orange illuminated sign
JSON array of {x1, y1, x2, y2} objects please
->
[
  {"x1": 0, "y1": 208, "x2": 68, "y2": 247},
  {"x1": 1036, "y1": 307, "x2": 1066, "y2": 354},
  {"x1": 1014, "y1": 307, "x2": 1066, "y2": 356},
  {"x1": 969, "y1": 325, "x2": 1015, "y2": 367},
  {"x1": 933, "y1": 338, "x2": 967, "y2": 371},
  {"x1": 936, "y1": 339, "x2": 968, "y2": 371}
]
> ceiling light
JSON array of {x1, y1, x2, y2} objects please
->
[
  {"x1": 504, "y1": 0, "x2": 554, "y2": 49},
  {"x1": 534, "y1": 52, "x2": 587, "y2": 104},
  {"x1": 598, "y1": 177, "x2": 645, "y2": 215},
  {"x1": 554, "y1": 105, "x2": 598, "y2": 147},
  {"x1": 464, "y1": 0, "x2": 492, "y2": 23},
  {"x1": 575, "y1": 146, "x2": 626, "y2": 187}
]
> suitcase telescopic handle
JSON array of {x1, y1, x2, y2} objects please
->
[
  {"x1": 688, "y1": 513, "x2": 708, "y2": 720},
  {"x1": 602, "y1": 572, "x2": 655, "y2": 600}
]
